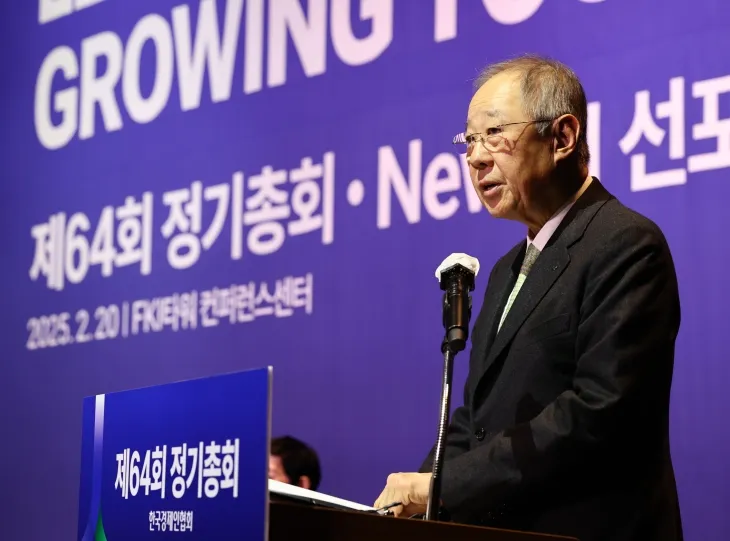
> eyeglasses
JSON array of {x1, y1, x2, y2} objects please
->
[{"x1": 453, "y1": 119, "x2": 555, "y2": 152}]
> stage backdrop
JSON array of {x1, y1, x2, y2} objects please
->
[{"x1": 1, "y1": 0, "x2": 728, "y2": 539}]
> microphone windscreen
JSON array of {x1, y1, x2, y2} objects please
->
[{"x1": 435, "y1": 253, "x2": 480, "y2": 283}]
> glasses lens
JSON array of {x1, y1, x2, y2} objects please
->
[{"x1": 485, "y1": 134, "x2": 502, "y2": 151}]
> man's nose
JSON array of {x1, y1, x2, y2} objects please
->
[{"x1": 467, "y1": 142, "x2": 494, "y2": 170}]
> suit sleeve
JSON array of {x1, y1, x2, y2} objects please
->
[{"x1": 438, "y1": 222, "x2": 681, "y2": 518}]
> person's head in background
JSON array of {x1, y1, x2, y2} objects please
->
[{"x1": 269, "y1": 435, "x2": 321, "y2": 491}]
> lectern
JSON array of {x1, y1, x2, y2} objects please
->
[
  {"x1": 76, "y1": 367, "x2": 578, "y2": 541},
  {"x1": 269, "y1": 500, "x2": 578, "y2": 541}
]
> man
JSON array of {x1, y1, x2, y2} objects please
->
[
  {"x1": 269, "y1": 435, "x2": 321, "y2": 491},
  {"x1": 374, "y1": 55, "x2": 683, "y2": 541}
]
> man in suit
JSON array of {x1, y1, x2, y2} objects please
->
[{"x1": 374, "y1": 55, "x2": 683, "y2": 541}]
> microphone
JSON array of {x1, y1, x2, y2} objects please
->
[
  {"x1": 435, "y1": 253, "x2": 480, "y2": 352},
  {"x1": 426, "y1": 253, "x2": 480, "y2": 522}
]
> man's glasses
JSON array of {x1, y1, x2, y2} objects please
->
[{"x1": 453, "y1": 119, "x2": 555, "y2": 152}]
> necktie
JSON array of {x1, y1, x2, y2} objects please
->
[{"x1": 497, "y1": 243, "x2": 541, "y2": 332}]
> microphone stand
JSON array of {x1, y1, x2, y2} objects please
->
[{"x1": 425, "y1": 266, "x2": 473, "y2": 521}]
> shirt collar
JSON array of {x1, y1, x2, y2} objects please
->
[{"x1": 527, "y1": 198, "x2": 576, "y2": 252}]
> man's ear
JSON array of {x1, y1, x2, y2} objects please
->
[
  {"x1": 297, "y1": 476, "x2": 312, "y2": 490},
  {"x1": 553, "y1": 114, "x2": 580, "y2": 163}
]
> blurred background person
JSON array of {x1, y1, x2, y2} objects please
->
[{"x1": 269, "y1": 435, "x2": 322, "y2": 491}]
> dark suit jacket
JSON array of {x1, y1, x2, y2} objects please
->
[{"x1": 420, "y1": 179, "x2": 683, "y2": 541}]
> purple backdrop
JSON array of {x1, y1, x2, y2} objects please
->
[{"x1": 1, "y1": 1, "x2": 728, "y2": 539}]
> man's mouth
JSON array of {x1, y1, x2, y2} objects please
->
[{"x1": 481, "y1": 181, "x2": 502, "y2": 195}]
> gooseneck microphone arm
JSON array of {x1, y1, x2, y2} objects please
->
[
  {"x1": 425, "y1": 261, "x2": 475, "y2": 521},
  {"x1": 425, "y1": 340, "x2": 455, "y2": 521}
]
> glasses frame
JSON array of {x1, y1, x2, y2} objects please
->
[{"x1": 452, "y1": 118, "x2": 556, "y2": 147}]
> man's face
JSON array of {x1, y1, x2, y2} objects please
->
[
  {"x1": 465, "y1": 71, "x2": 555, "y2": 227},
  {"x1": 268, "y1": 455, "x2": 290, "y2": 484}
]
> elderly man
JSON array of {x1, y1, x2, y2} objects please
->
[{"x1": 374, "y1": 55, "x2": 683, "y2": 541}]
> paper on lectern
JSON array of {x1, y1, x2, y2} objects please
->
[{"x1": 269, "y1": 479, "x2": 375, "y2": 512}]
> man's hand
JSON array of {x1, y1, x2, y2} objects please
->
[{"x1": 373, "y1": 472, "x2": 432, "y2": 517}]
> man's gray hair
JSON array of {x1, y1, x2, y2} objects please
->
[{"x1": 474, "y1": 54, "x2": 590, "y2": 168}]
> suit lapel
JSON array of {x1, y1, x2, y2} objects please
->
[
  {"x1": 476, "y1": 178, "x2": 614, "y2": 377},
  {"x1": 484, "y1": 244, "x2": 570, "y2": 371},
  {"x1": 470, "y1": 243, "x2": 524, "y2": 370}
]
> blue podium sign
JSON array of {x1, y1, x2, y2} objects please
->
[{"x1": 77, "y1": 367, "x2": 272, "y2": 541}]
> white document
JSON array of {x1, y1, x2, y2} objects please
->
[{"x1": 269, "y1": 479, "x2": 376, "y2": 512}]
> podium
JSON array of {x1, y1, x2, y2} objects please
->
[
  {"x1": 269, "y1": 500, "x2": 578, "y2": 541},
  {"x1": 76, "y1": 367, "x2": 578, "y2": 541}
]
